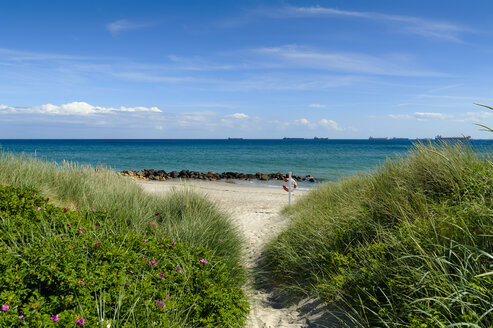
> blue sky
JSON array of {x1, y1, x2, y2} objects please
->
[{"x1": 1, "y1": 0, "x2": 493, "y2": 138}]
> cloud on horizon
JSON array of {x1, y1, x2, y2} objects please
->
[{"x1": 0, "y1": 102, "x2": 162, "y2": 115}]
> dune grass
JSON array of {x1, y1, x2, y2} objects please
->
[
  {"x1": 0, "y1": 152, "x2": 248, "y2": 326},
  {"x1": 0, "y1": 152, "x2": 243, "y2": 272},
  {"x1": 264, "y1": 142, "x2": 493, "y2": 327}
]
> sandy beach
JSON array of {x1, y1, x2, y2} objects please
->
[{"x1": 138, "y1": 179, "x2": 313, "y2": 327}]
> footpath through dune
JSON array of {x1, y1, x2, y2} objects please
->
[{"x1": 137, "y1": 179, "x2": 311, "y2": 328}]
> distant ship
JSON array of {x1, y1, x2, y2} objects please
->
[
  {"x1": 391, "y1": 137, "x2": 409, "y2": 140},
  {"x1": 227, "y1": 137, "x2": 243, "y2": 140},
  {"x1": 369, "y1": 137, "x2": 388, "y2": 140},
  {"x1": 435, "y1": 135, "x2": 471, "y2": 141},
  {"x1": 313, "y1": 137, "x2": 328, "y2": 140},
  {"x1": 283, "y1": 137, "x2": 305, "y2": 140}
]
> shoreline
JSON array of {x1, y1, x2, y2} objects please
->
[{"x1": 119, "y1": 169, "x2": 318, "y2": 183}]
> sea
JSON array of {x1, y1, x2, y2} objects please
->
[{"x1": 1, "y1": 139, "x2": 493, "y2": 188}]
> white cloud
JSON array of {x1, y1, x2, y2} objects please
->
[
  {"x1": 293, "y1": 117, "x2": 341, "y2": 130},
  {"x1": 106, "y1": 20, "x2": 152, "y2": 36},
  {"x1": 320, "y1": 118, "x2": 341, "y2": 130},
  {"x1": 0, "y1": 102, "x2": 162, "y2": 115},
  {"x1": 279, "y1": 6, "x2": 469, "y2": 41},
  {"x1": 414, "y1": 112, "x2": 453, "y2": 119},
  {"x1": 227, "y1": 113, "x2": 249, "y2": 119},
  {"x1": 309, "y1": 104, "x2": 326, "y2": 108}
]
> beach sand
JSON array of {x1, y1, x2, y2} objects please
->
[{"x1": 137, "y1": 179, "x2": 314, "y2": 327}]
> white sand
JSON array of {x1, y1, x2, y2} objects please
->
[{"x1": 137, "y1": 179, "x2": 313, "y2": 327}]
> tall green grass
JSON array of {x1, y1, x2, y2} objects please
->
[
  {"x1": 0, "y1": 152, "x2": 243, "y2": 275},
  {"x1": 264, "y1": 142, "x2": 493, "y2": 327}
]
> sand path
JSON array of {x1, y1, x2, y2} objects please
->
[{"x1": 137, "y1": 179, "x2": 310, "y2": 328}]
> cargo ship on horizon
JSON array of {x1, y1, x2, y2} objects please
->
[{"x1": 435, "y1": 135, "x2": 471, "y2": 141}]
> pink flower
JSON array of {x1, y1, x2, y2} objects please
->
[
  {"x1": 218, "y1": 239, "x2": 223, "y2": 242},
  {"x1": 76, "y1": 317, "x2": 86, "y2": 325},
  {"x1": 67, "y1": 222, "x2": 72, "y2": 226},
  {"x1": 176, "y1": 266, "x2": 182, "y2": 271},
  {"x1": 91, "y1": 209, "x2": 96, "y2": 213},
  {"x1": 37, "y1": 207, "x2": 41, "y2": 211},
  {"x1": 171, "y1": 242, "x2": 176, "y2": 246},
  {"x1": 94, "y1": 225, "x2": 99, "y2": 229},
  {"x1": 482, "y1": 177, "x2": 487, "y2": 180},
  {"x1": 156, "y1": 301, "x2": 165, "y2": 308},
  {"x1": 147, "y1": 260, "x2": 157, "y2": 266},
  {"x1": 72, "y1": 244, "x2": 75, "y2": 248},
  {"x1": 150, "y1": 221, "x2": 155, "y2": 226},
  {"x1": 94, "y1": 242, "x2": 101, "y2": 246},
  {"x1": 159, "y1": 273, "x2": 165, "y2": 277},
  {"x1": 199, "y1": 259, "x2": 209, "y2": 264},
  {"x1": 155, "y1": 212, "x2": 159, "y2": 216},
  {"x1": 164, "y1": 294, "x2": 170, "y2": 299},
  {"x1": 78, "y1": 227, "x2": 84, "y2": 233},
  {"x1": 63, "y1": 207, "x2": 67, "y2": 212},
  {"x1": 46, "y1": 197, "x2": 50, "y2": 201},
  {"x1": 143, "y1": 239, "x2": 147, "y2": 242},
  {"x1": 18, "y1": 315, "x2": 24, "y2": 319},
  {"x1": 50, "y1": 315, "x2": 59, "y2": 322},
  {"x1": 1, "y1": 304, "x2": 9, "y2": 311},
  {"x1": 205, "y1": 282, "x2": 209, "y2": 286}
]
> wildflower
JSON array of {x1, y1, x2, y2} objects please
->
[
  {"x1": 155, "y1": 212, "x2": 159, "y2": 216},
  {"x1": 37, "y1": 207, "x2": 41, "y2": 211},
  {"x1": 30, "y1": 194, "x2": 34, "y2": 198},
  {"x1": 205, "y1": 282, "x2": 209, "y2": 286},
  {"x1": 94, "y1": 242, "x2": 101, "y2": 246},
  {"x1": 63, "y1": 207, "x2": 67, "y2": 212},
  {"x1": 78, "y1": 227, "x2": 83, "y2": 233},
  {"x1": 147, "y1": 260, "x2": 157, "y2": 266},
  {"x1": 482, "y1": 177, "x2": 487, "y2": 180},
  {"x1": 164, "y1": 294, "x2": 170, "y2": 299},
  {"x1": 150, "y1": 221, "x2": 155, "y2": 226},
  {"x1": 72, "y1": 244, "x2": 75, "y2": 248},
  {"x1": 46, "y1": 197, "x2": 50, "y2": 201},
  {"x1": 1, "y1": 305, "x2": 9, "y2": 311},
  {"x1": 94, "y1": 225, "x2": 99, "y2": 229},
  {"x1": 76, "y1": 317, "x2": 86, "y2": 325},
  {"x1": 218, "y1": 239, "x2": 223, "y2": 242},
  {"x1": 176, "y1": 266, "x2": 182, "y2": 271},
  {"x1": 143, "y1": 239, "x2": 147, "y2": 242},
  {"x1": 50, "y1": 315, "x2": 59, "y2": 322},
  {"x1": 67, "y1": 222, "x2": 72, "y2": 226},
  {"x1": 18, "y1": 315, "x2": 24, "y2": 319},
  {"x1": 171, "y1": 242, "x2": 176, "y2": 246},
  {"x1": 91, "y1": 208, "x2": 96, "y2": 213},
  {"x1": 199, "y1": 259, "x2": 209, "y2": 264},
  {"x1": 156, "y1": 301, "x2": 165, "y2": 308},
  {"x1": 159, "y1": 273, "x2": 165, "y2": 277},
  {"x1": 159, "y1": 243, "x2": 163, "y2": 247}
]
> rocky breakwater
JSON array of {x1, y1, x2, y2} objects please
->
[{"x1": 119, "y1": 169, "x2": 317, "y2": 183}]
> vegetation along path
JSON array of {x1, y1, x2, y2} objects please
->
[{"x1": 138, "y1": 179, "x2": 316, "y2": 327}]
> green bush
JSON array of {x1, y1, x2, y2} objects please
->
[
  {"x1": 0, "y1": 185, "x2": 248, "y2": 327},
  {"x1": 264, "y1": 142, "x2": 493, "y2": 327}
]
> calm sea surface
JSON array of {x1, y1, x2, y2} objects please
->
[{"x1": 1, "y1": 139, "x2": 493, "y2": 183}]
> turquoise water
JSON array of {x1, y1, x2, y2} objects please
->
[{"x1": 1, "y1": 139, "x2": 492, "y2": 182}]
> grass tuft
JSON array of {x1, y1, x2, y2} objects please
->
[{"x1": 264, "y1": 142, "x2": 493, "y2": 327}]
